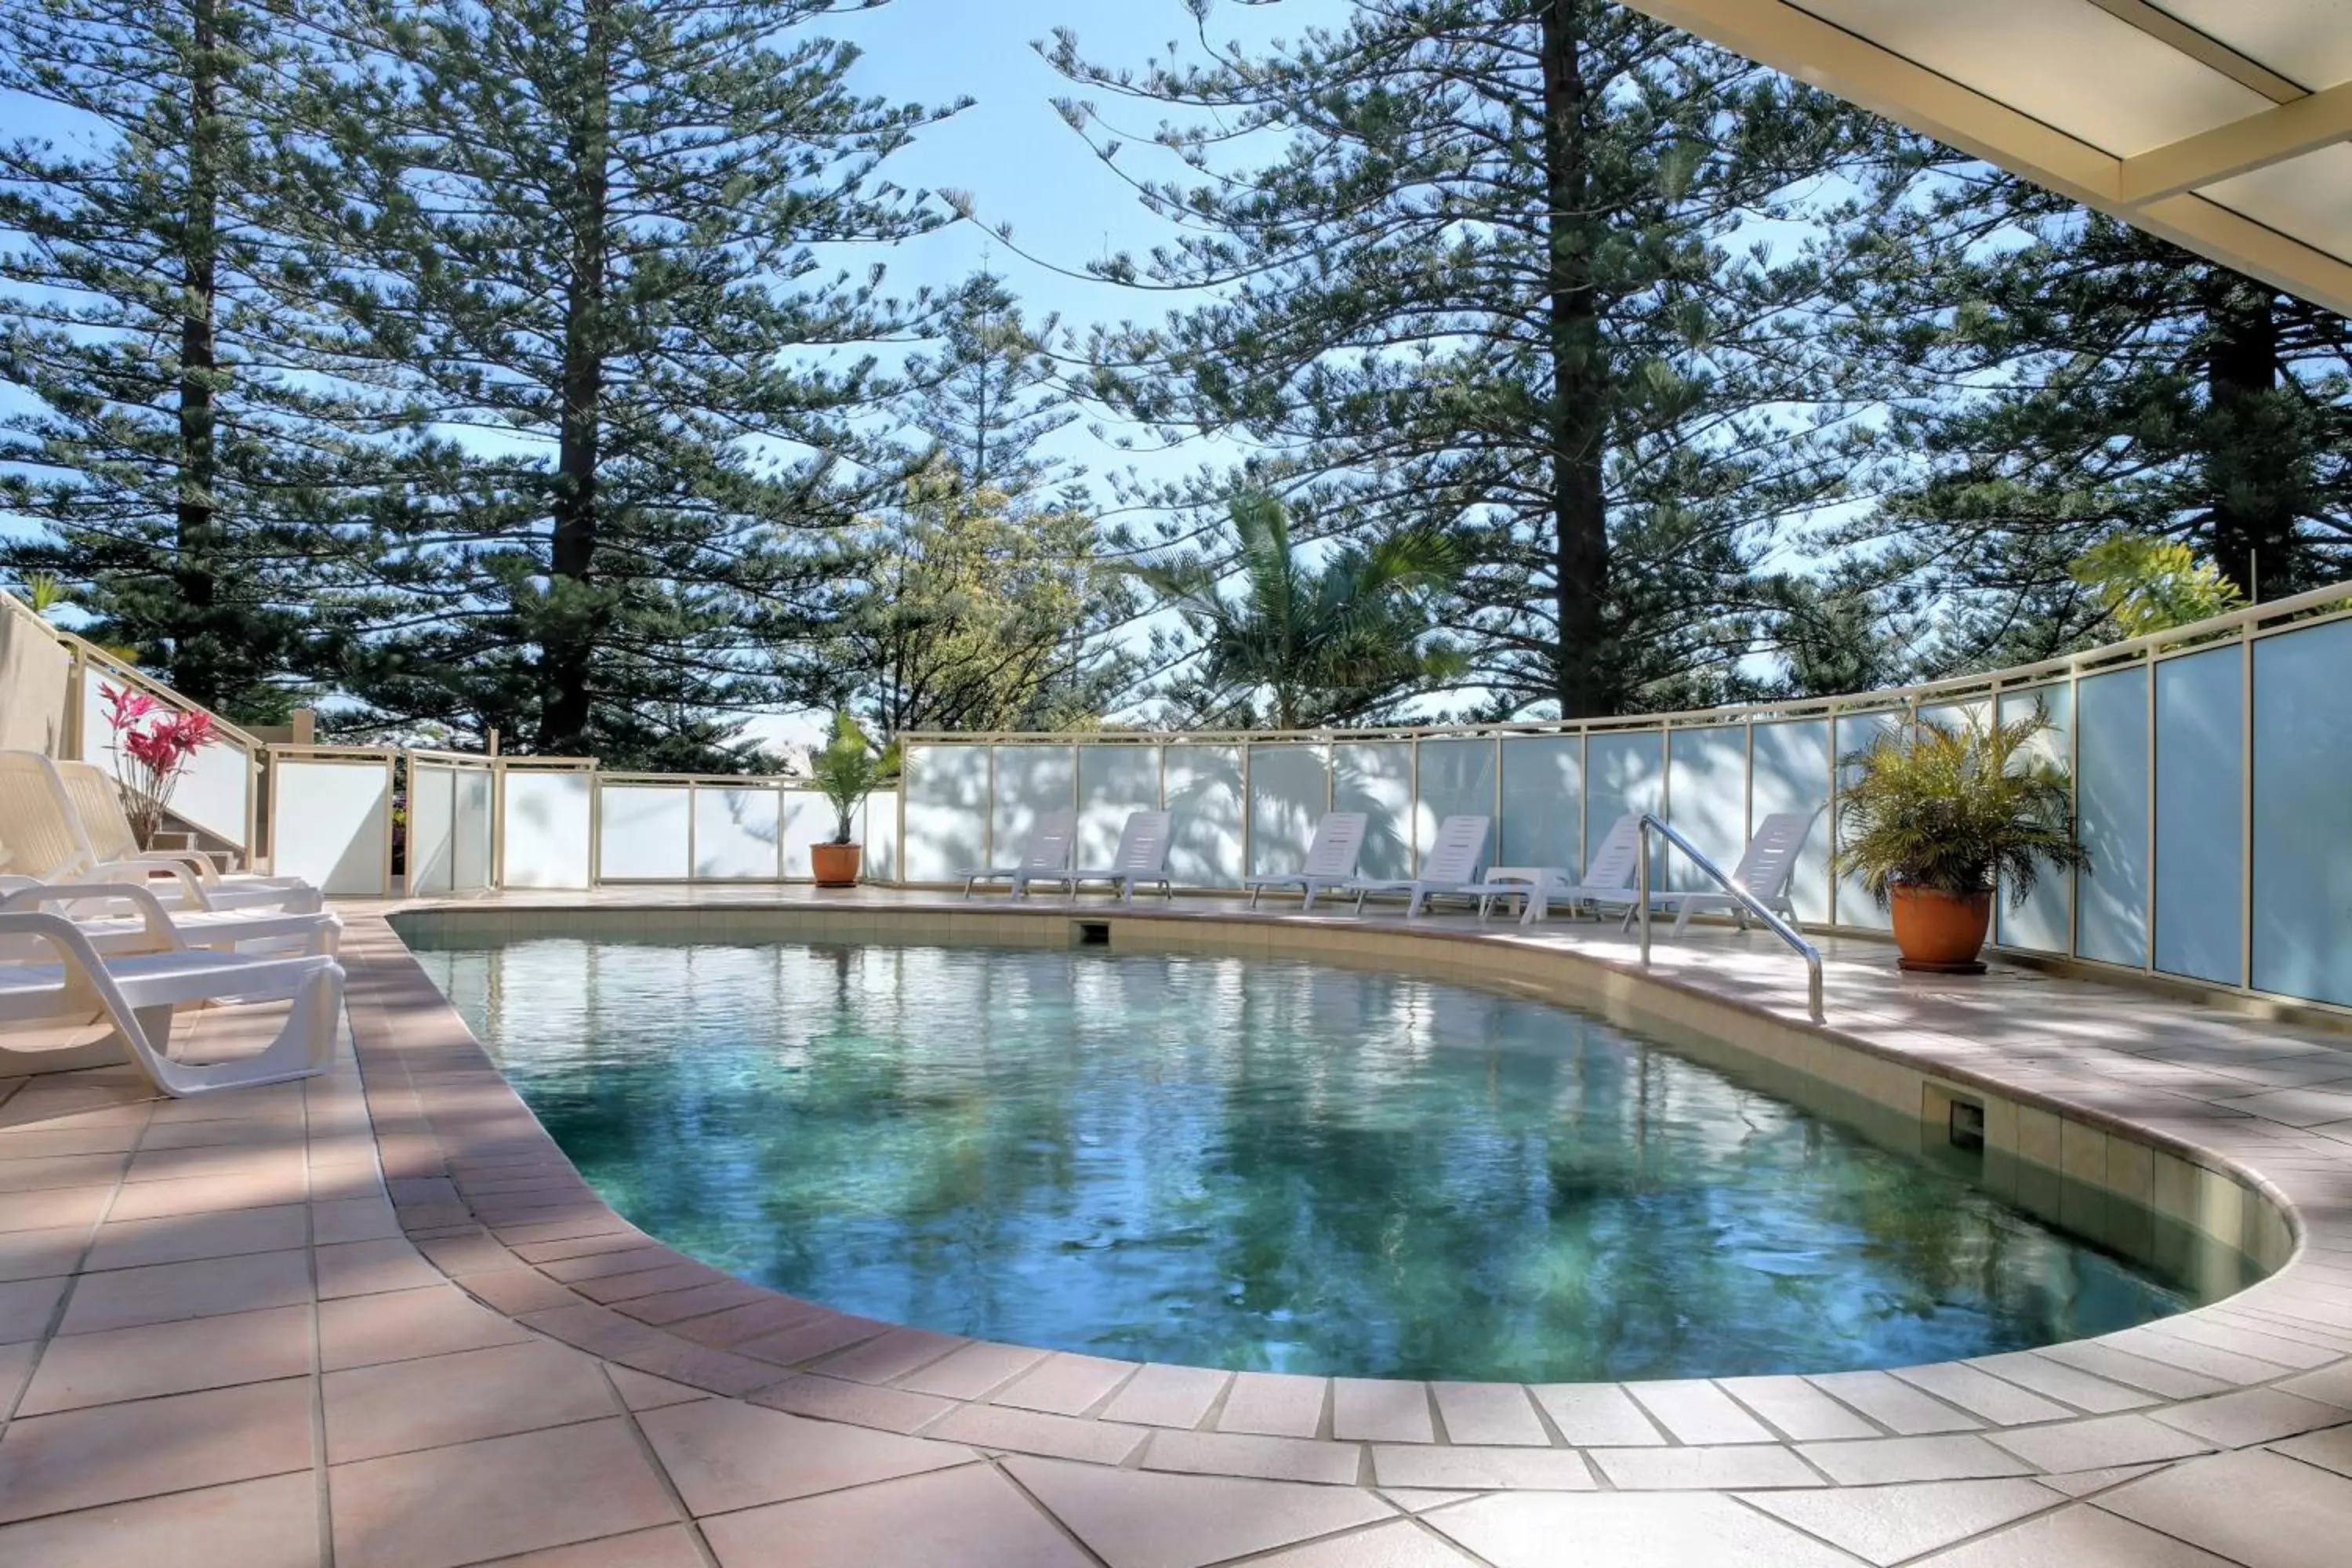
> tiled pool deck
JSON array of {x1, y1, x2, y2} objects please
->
[{"x1": 2, "y1": 889, "x2": 2351, "y2": 1566}]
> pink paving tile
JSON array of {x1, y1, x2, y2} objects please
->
[
  {"x1": 895, "y1": 1339, "x2": 1048, "y2": 1400},
  {"x1": 0, "y1": 1472, "x2": 320, "y2": 1568},
  {"x1": 1333, "y1": 1378, "x2": 1437, "y2": 1443},
  {"x1": 1529, "y1": 1383, "x2": 1665, "y2": 1446},
  {"x1": 1005, "y1": 1454, "x2": 1395, "y2": 1568},
  {"x1": 324, "y1": 1338, "x2": 619, "y2": 1461},
  {"x1": 1623, "y1": 1379, "x2": 1776, "y2": 1444},
  {"x1": 615, "y1": 1279, "x2": 775, "y2": 1327},
  {"x1": 414, "y1": 1232, "x2": 521, "y2": 1276},
  {"x1": 808, "y1": 1324, "x2": 968, "y2": 1385},
  {"x1": 57, "y1": 1247, "x2": 313, "y2": 1334},
  {"x1": 608, "y1": 1338, "x2": 789, "y2": 1398},
  {"x1": 81, "y1": 1204, "x2": 309, "y2": 1271},
  {"x1": 734, "y1": 1309, "x2": 893, "y2": 1366},
  {"x1": 0, "y1": 1378, "x2": 314, "y2": 1526},
  {"x1": 1429, "y1": 1382, "x2": 1548, "y2": 1446},
  {"x1": 310, "y1": 1196, "x2": 403, "y2": 1244},
  {"x1": 537, "y1": 1243, "x2": 679, "y2": 1283},
  {"x1": 635, "y1": 1396, "x2": 973, "y2": 1515},
  {"x1": 103, "y1": 1169, "x2": 307, "y2": 1222},
  {"x1": 699, "y1": 1458, "x2": 1095, "y2": 1568},
  {"x1": 0, "y1": 1152, "x2": 127, "y2": 1192},
  {"x1": 328, "y1": 1417, "x2": 680, "y2": 1568},
  {"x1": 318, "y1": 1283, "x2": 535, "y2": 1370},
  {"x1": 315, "y1": 1237, "x2": 445, "y2": 1299},
  {"x1": 0, "y1": 1338, "x2": 37, "y2": 1409},
  {"x1": 1370, "y1": 1444, "x2": 1596, "y2": 1492},
  {"x1": 1427, "y1": 1490, "x2": 1854, "y2": 1568},
  {"x1": 0, "y1": 1224, "x2": 85, "y2": 1283},
  {"x1": 1911, "y1": 1504, "x2": 2238, "y2": 1567},
  {"x1": 604, "y1": 1367, "x2": 710, "y2": 1412},
  {"x1": 122, "y1": 1141, "x2": 303, "y2": 1187},
  {"x1": 1096, "y1": 1361, "x2": 1227, "y2": 1428},
  {"x1": 20, "y1": 1305, "x2": 314, "y2": 1414},
  {"x1": 753, "y1": 1372, "x2": 957, "y2": 1434},
  {"x1": 0, "y1": 1185, "x2": 110, "y2": 1235},
  {"x1": 1241, "y1": 1520, "x2": 1484, "y2": 1566},
  {"x1": 1740, "y1": 1478, "x2": 2064, "y2": 1566},
  {"x1": 666, "y1": 1295, "x2": 826, "y2": 1348},
  {"x1": 574, "y1": 1261, "x2": 722, "y2": 1305},
  {"x1": 1142, "y1": 1429, "x2": 1363, "y2": 1485},
  {"x1": 989, "y1": 1350, "x2": 1139, "y2": 1416},
  {"x1": 1218, "y1": 1370, "x2": 1329, "y2": 1437},
  {"x1": 0, "y1": 1274, "x2": 66, "y2": 1344},
  {"x1": 484, "y1": 1525, "x2": 707, "y2": 1567},
  {"x1": 462, "y1": 1267, "x2": 582, "y2": 1315},
  {"x1": 929, "y1": 1402, "x2": 1151, "y2": 1464}
]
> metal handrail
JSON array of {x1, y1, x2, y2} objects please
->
[{"x1": 1635, "y1": 811, "x2": 1825, "y2": 1024}]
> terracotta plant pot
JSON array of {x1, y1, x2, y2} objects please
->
[
  {"x1": 810, "y1": 842, "x2": 862, "y2": 889},
  {"x1": 1889, "y1": 884, "x2": 1993, "y2": 973}
]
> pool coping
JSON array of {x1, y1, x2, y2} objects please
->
[{"x1": 347, "y1": 893, "x2": 2352, "y2": 1495}]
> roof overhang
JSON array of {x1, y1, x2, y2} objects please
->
[{"x1": 1624, "y1": 0, "x2": 2352, "y2": 318}]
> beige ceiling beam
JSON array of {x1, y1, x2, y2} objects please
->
[
  {"x1": 2118, "y1": 81, "x2": 2352, "y2": 205},
  {"x1": 1621, "y1": 0, "x2": 2352, "y2": 320},
  {"x1": 2078, "y1": 0, "x2": 2305, "y2": 104}
]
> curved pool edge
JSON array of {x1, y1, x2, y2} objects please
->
[{"x1": 345, "y1": 893, "x2": 2352, "y2": 1497}]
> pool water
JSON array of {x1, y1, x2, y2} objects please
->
[{"x1": 411, "y1": 935, "x2": 2203, "y2": 1382}]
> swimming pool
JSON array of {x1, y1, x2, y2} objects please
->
[{"x1": 411, "y1": 934, "x2": 2216, "y2": 1382}]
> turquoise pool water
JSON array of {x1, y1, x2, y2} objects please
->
[{"x1": 411, "y1": 935, "x2": 2203, "y2": 1381}]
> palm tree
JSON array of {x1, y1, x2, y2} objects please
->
[{"x1": 1125, "y1": 494, "x2": 1465, "y2": 730}]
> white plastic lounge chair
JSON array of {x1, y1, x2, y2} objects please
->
[
  {"x1": 1244, "y1": 811, "x2": 1367, "y2": 910},
  {"x1": 0, "y1": 878, "x2": 339, "y2": 958},
  {"x1": 1036, "y1": 810, "x2": 1174, "y2": 903},
  {"x1": 960, "y1": 811, "x2": 1075, "y2": 899},
  {"x1": 0, "y1": 908, "x2": 344, "y2": 1096},
  {"x1": 1465, "y1": 812, "x2": 1645, "y2": 924},
  {"x1": 1345, "y1": 814, "x2": 1491, "y2": 916},
  {"x1": 0, "y1": 753, "x2": 318, "y2": 914},
  {"x1": 1639, "y1": 810, "x2": 1818, "y2": 935}
]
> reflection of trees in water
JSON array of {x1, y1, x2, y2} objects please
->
[{"x1": 425, "y1": 938, "x2": 2187, "y2": 1380}]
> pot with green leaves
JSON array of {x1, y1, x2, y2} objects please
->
[
  {"x1": 807, "y1": 713, "x2": 901, "y2": 888},
  {"x1": 1832, "y1": 712, "x2": 2089, "y2": 974}
]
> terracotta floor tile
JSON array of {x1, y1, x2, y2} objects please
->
[
  {"x1": 988, "y1": 1351, "x2": 1137, "y2": 1417},
  {"x1": 480, "y1": 1524, "x2": 708, "y2": 1566},
  {"x1": 1094, "y1": 1361, "x2": 1225, "y2": 1429},
  {"x1": 21, "y1": 1304, "x2": 314, "y2": 1414},
  {"x1": 1427, "y1": 1490, "x2": 1855, "y2": 1568},
  {"x1": 701, "y1": 1461, "x2": 1093, "y2": 1568},
  {"x1": 104, "y1": 1169, "x2": 307, "y2": 1222},
  {"x1": 134, "y1": 1115, "x2": 303, "y2": 1152},
  {"x1": 82, "y1": 1204, "x2": 309, "y2": 1272},
  {"x1": 318, "y1": 1283, "x2": 534, "y2": 1370},
  {"x1": 123, "y1": 1142, "x2": 305, "y2": 1187},
  {"x1": 1006, "y1": 1454, "x2": 1394, "y2": 1568},
  {"x1": 0, "y1": 1224, "x2": 87, "y2": 1284},
  {"x1": 0, "y1": 1123, "x2": 142, "y2": 1160},
  {"x1": 640, "y1": 1396, "x2": 971, "y2": 1515},
  {"x1": 1913, "y1": 1503, "x2": 2239, "y2": 1566},
  {"x1": 58, "y1": 1247, "x2": 313, "y2": 1334},
  {"x1": 2094, "y1": 1447, "x2": 2352, "y2": 1568},
  {"x1": 929, "y1": 1403, "x2": 1149, "y2": 1465},
  {"x1": 0, "y1": 1378, "x2": 314, "y2": 1526},
  {"x1": 0, "y1": 1339, "x2": 38, "y2": 1409},
  {"x1": 1741, "y1": 1479, "x2": 2064, "y2": 1567},
  {"x1": 310, "y1": 1196, "x2": 402, "y2": 1245},
  {"x1": 0, "y1": 1471, "x2": 319, "y2": 1568},
  {"x1": 328, "y1": 1417, "x2": 678, "y2": 1568},
  {"x1": 0, "y1": 1273, "x2": 67, "y2": 1344},
  {"x1": 1144, "y1": 1429, "x2": 1363, "y2": 1485},
  {"x1": 0, "y1": 1152, "x2": 128, "y2": 1192},
  {"x1": 604, "y1": 1367, "x2": 710, "y2": 1412},
  {"x1": 324, "y1": 1338, "x2": 618, "y2": 1462},
  {"x1": 0, "y1": 1184, "x2": 111, "y2": 1236},
  {"x1": 314, "y1": 1238, "x2": 445, "y2": 1299},
  {"x1": 751, "y1": 1372, "x2": 956, "y2": 1434},
  {"x1": 463, "y1": 1268, "x2": 581, "y2": 1316}
]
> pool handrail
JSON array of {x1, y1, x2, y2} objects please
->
[{"x1": 1635, "y1": 811, "x2": 1826, "y2": 1023}]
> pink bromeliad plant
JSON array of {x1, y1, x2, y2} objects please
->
[{"x1": 99, "y1": 683, "x2": 216, "y2": 849}]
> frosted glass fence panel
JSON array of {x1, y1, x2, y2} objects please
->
[
  {"x1": 408, "y1": 766, "x2": 456, "y2": 895},
  {"x1": 502, "y1": 769, "x2": 593, "y2": 889},
  {"x1": 2154, "y1": 649, "x2": 2244, "y2": 986},
  {"x1": 176, "y1": 742, "x2": 252, "y2": 850},
  {"x1": 2075, "y1": 667, "x2": 2151, "y2": 969},
  {"x1": 993, "y1": 746, "x2": 1076, "y2": 869},
  {"x1": 1832, "y1": 711, "x2": 1903, "y2": 931},
  {"x1": 598, "y1": 786, "x2": 691, "y2": 880},
  {"x1": 1751, "y1": 720, "x2": 1832, "y2": 924},
  {"x1": 1586, "y1": 732, "x2": 1664, "y2": 877},
  {"x1": 1248, "y1": 745, "x2": 1328, "y2": 878},
  {"x1": 1665, "y1": 726, "x2": 1746, "y2": 891},
  {"x1": 1996, "y1": 686, "x2": 2074, "y2": 953},
  {"x1": 270, "y1": 758, "x2": 390, "y2": 896},
  {"x1": 694, "y1": 786, "x2": 783, "y2": 879},
  {"x1": 1333, "y1": 742, "x2": 1412, "y2": 879},
  {"x1": 1079, "y1": 746, "x2": 1160, "y2": 866},
  {"x1": 2252, "y1": 617, "x2": 2352, "y2": 1007},
  {"x1": 452, "y1": 770, "x2": 493, "y2": 892},
  {"x1": 781, "y1": 791, "x2": 828, "y2": 880},
  {"x1": 1499, "y1": 736, "x2": 1582, "y2": 873},
  {"x1": 859, "y1": 791, "x2": 898, "y2": 881},
  {"x1": 902, "y1": 743, "x2": 989, "y2": 884},
  {"x1": 1164, "y1": 745, "x2": 1244, "y2": 886},
  {"x1": 1418, "y1": 740, "x2": 1498, "y2": 871}
]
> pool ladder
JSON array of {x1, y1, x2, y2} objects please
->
[{"x1": 1634, "y1": 812, "x2": 1826, "y2": 1024}]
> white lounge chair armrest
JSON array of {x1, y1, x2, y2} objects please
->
[
  {"x1": 125, "y1": 848, "x2": 222, "y2": 886},
  {"x1": 86, "y1": 855, "x2": 215, "y2": 909},
  {"x1": 0, "y1": 882, "x2": 187, "y2": 953}
]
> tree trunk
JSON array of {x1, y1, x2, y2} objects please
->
[
  {"x1": 2202, "y1": 271, "x2": 2295, "y2": 601},
  {"x1": 1537, "y1": 0, "x2": 1611, "y2": 717},
  {"x1": 173, "y1": 0, "x2": 222, "y2": 708},
  {"x1": 543, "y1": 0, "x2": 612, "y2": 753}
]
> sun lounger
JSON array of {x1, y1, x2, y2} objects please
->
[
  {"x1": 1465, "y1": 812, "x2": 1645, "y2": 924},
  {"x1": 1345, "y1": 814, "x2": 1490, "y2": 916},
  {"x1": 1243, "y1": 811, "x2": 1367, "y2": 910},
  {"x1": 1033, "y1": 810, "x2": 1174, "y2": 903},
  {"x1": 1638, "y1": 810, "x2": 1817, "y2": 935},
  {"x1": 960, "y1": 811, "x2": 1076, "y2": 899}
]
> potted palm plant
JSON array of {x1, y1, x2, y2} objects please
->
[
  {"x1": 1834, "y1": 712, "x2": 2089, "y2": 972},
  {"x1": 808, "y1": 712, "x2": 899, "y2": 887}
]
